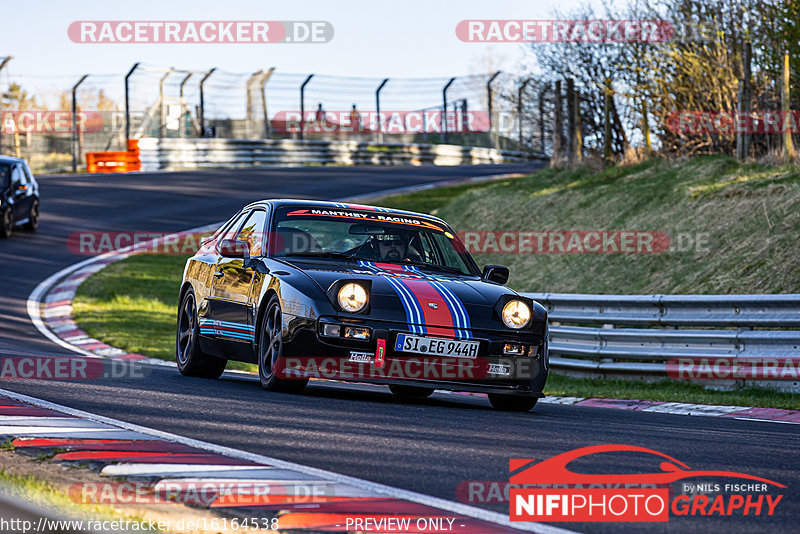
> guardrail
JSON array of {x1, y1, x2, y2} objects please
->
[
  {"x1": 524, "y1": 293, "x2": 800, "y2": 391},
  {"x1": 136, "y1": 138, "x2": 539, "y2": 171}
]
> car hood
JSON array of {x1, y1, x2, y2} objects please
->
[{"x1": 278, "y1": 259, "x2": 542, "y2": 334}]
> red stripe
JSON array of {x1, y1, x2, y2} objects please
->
[
  {"x1": 398, "y1": 278, "x2": 456, "y2": 337},
  {"x1": 10, "y1": 438, "x2": 200, "y2": 453},
  {"x1": 55, "y1": 452, "x2": 258, "y2": 465},
  {"x1": 372, "y1": 262, "x2": 407, "y2": 273},
  {"x1": 0, "y1": 407, "x2": 72, "y2": 417}
]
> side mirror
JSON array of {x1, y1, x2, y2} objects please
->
[
  {"x1": 218, "y1": 238, "x2": 250, "y2": 259},
  {"x1": 482, "y1": 265, "x2": 509, "y2": 285}
]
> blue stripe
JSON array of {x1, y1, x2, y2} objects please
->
[
  {"x1": 390, "y1": 277, "x2": 428, "y2": 335},
  {"x1": 360, "y1": 261, "x2": 425, "y2": 334},
  {"x1": 199, "y1": 319, "x2": 255, "y2": 331},
  {"x1": 199, "y1": 329, "x2": 254, "y2": 341}
]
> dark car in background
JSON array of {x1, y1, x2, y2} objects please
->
[
  {"x1": 0, "y1": 156, "x2": 40, "y2": 238},
  {"x1": 176, "y1": 199, "x2": 549, "y2": 411}
]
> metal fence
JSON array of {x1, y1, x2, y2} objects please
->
[
  {"x1": 0, "y1": 60, "x2": 551, "y2": 172},
  {"x1": 525, "y1": 292, "x2": 800, "y2": 391}
]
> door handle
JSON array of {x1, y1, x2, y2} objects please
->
[{"x1": 213, "y1": 270, "x2": 225, "y2": 279}]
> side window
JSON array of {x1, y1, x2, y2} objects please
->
[
  {"x1": 22, "y1": 164, "x2": 35, "y2": 184},
  {"x1": 235, "y1": 209, "x2": 267, "y2": 256},
  {"x1": 414, "y1": 233, "x2": 439, "y2": 263},
  {"x1": 220, "y1": 211, "x2": 250, "y2": 242},
  {"x1": 10, "y1": 166, "x2": 26, "y2": 187}
]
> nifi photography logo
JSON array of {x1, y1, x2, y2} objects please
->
[{"x1": 509, "y1": 444, "x2": 785, "y2": 522}]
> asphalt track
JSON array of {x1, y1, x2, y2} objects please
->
[{"x1": 0, "y1": 163, "x2": 797, "y2": 534}]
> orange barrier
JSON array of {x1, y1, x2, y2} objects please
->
[{"x1": 86, "y1": 139, "x2": 141, "y2": 173}]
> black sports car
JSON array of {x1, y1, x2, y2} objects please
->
[
  {"x1": 177, "y1": 199, "x2": 549, "y2": 411},
  {"x1": 0, "y1": 156, "x2": 40, "y2": 238}
]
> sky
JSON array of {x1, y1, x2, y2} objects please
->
[
  {"x1": 1, "y1": 0, "x2": 609, "y2": 120},
  {"x1": 2, "y1": 0, "x2": 604, "y2": 81}
]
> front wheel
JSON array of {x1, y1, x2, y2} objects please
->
[
  {"x1": 176, "y1": 289, "x2": 226, "y2": 378},
  {"x1": 0, "y1": 208, "x2": 12, "y2": 238},
  {"x1": 488, "y1": 394, "x2": 538, "y2": 412},
  {"x1": 258, "y1": 296, "x2": 307, "y2": 393},
  {"x1": 23, "y1": 199, "x2": 39, "y2": 231}
]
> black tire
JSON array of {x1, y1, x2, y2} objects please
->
[
  {"x1": 0, "y1": 208, "x2": 12, "y2": 239},
  {"x1": 389, "y1": 385, "x2": 435, "y2": 398},
  {"x1": 176, "y1": 289, "x2": 227, "y2": 378},
  {"x1": 23, "y1": 199, "x2": 39, "y2": 231},
  {"x1": 488, "y1": 394, "x2": 538, "y2": 412},
  {"x1": 258, "y1": 296, "x2": 307, "y2": 393}
]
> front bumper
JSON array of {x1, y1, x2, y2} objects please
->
[{"x1": 278, "y1": 315, "x2": 549, "y2": 396}]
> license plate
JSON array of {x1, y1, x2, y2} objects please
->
[{"x1": 395, "y1": 334, "x2": 479, "y2": 358}]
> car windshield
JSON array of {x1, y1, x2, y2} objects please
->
[
  {"x1": 0, "y1": 164, "x2": 10, "y2": 189},
  {"x1": 271, "y1": 205, "x2": 479, "y2": 276}
]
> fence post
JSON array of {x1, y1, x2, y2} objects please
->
[
  {"x1": 178, "y1": 72, "x2": 193, "y2": 138},
  {"x1": 71, "y1": 74, "x2": 89, "y2": 173},
  {"x1": 198, "y1": 67, "x2": 216, "y2": 137},
  {"x1": 299, "y1": 74, "x2": 314, "y2": 140},
  {"x1": 743, "y1": 41, "x2": 752, "y2": 160},
  {"x1": 260, "y1": 67, "x2": 275, "y2": 139},
  {"x1": 487, "y1": 71, "x2": 501, "y2": 148},
  {"x1": 158, "y1": 68, "x2": 173, "y2": 139},
  {"x1": 442, "y1": 77, "x2": 456, "y2": 143},
  {"x1": 641, "y1": 99, "x2": 651, "y2": 156},
  {"x1": 782, "y1": 50, "x2": 794, "y2": 162},
  {"x1": 604, "y1": 78, "x2": 612, "y2": 164},
  {"x1": 552, "y1": 80, "x2": 563, "y2": 166},
  {"x1": 538, "y1": 85, "x2": 548, "y2": 155},
  {"x1": 573, "y1": 87, "x2": 582, "y2": 164},
  {"x1": 124, "y1": 62, "x2": 139, "y2": 143},
  {"x1": 518, "y1": 78, "x2": 530, "y2": 148},
  {"x1": 375, "y1": 78, "x2": 389, "y2": 142},
  {"x1": 245, "y1": 70, "x2": 261, "y2": 138},
  {"x1": 736, "y1": 81, "x2": 744, "y2": 160},
  {"x1": 0, "y1": 56, "x2": 12, "y2": 153},
  {"x1": 566, "y1": 78, "x2": 575, "y2": 163}
]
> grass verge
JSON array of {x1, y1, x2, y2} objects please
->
[
  {"x1": 72, "y1": 254, "x2": 255, "y2": 372},
  {"x1": 383, "y1": 155, "x2": 800, "y2": 294}
]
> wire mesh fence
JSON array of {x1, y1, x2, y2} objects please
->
[{"x1": 0, "y1": 60, "x2": 545, "y2": 172}]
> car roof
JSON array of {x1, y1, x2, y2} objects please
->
[
  {"x1": 244, "y1": 198, "x2": 448, "y2": 225},
  {"x1": 0, "y1": 155, "x2": 27, "y2": 165}
]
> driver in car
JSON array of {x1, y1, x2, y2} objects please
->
[
  {"x1": 375, "y1": 233, "x2": 409, "y2": 261},
  {"x1": 352, "y1": 230, "x2": 417, "y2": 262}
]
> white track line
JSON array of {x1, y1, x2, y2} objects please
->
[{"x1": 0, "y1": 388, "x2": 577, "y2": 534}]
